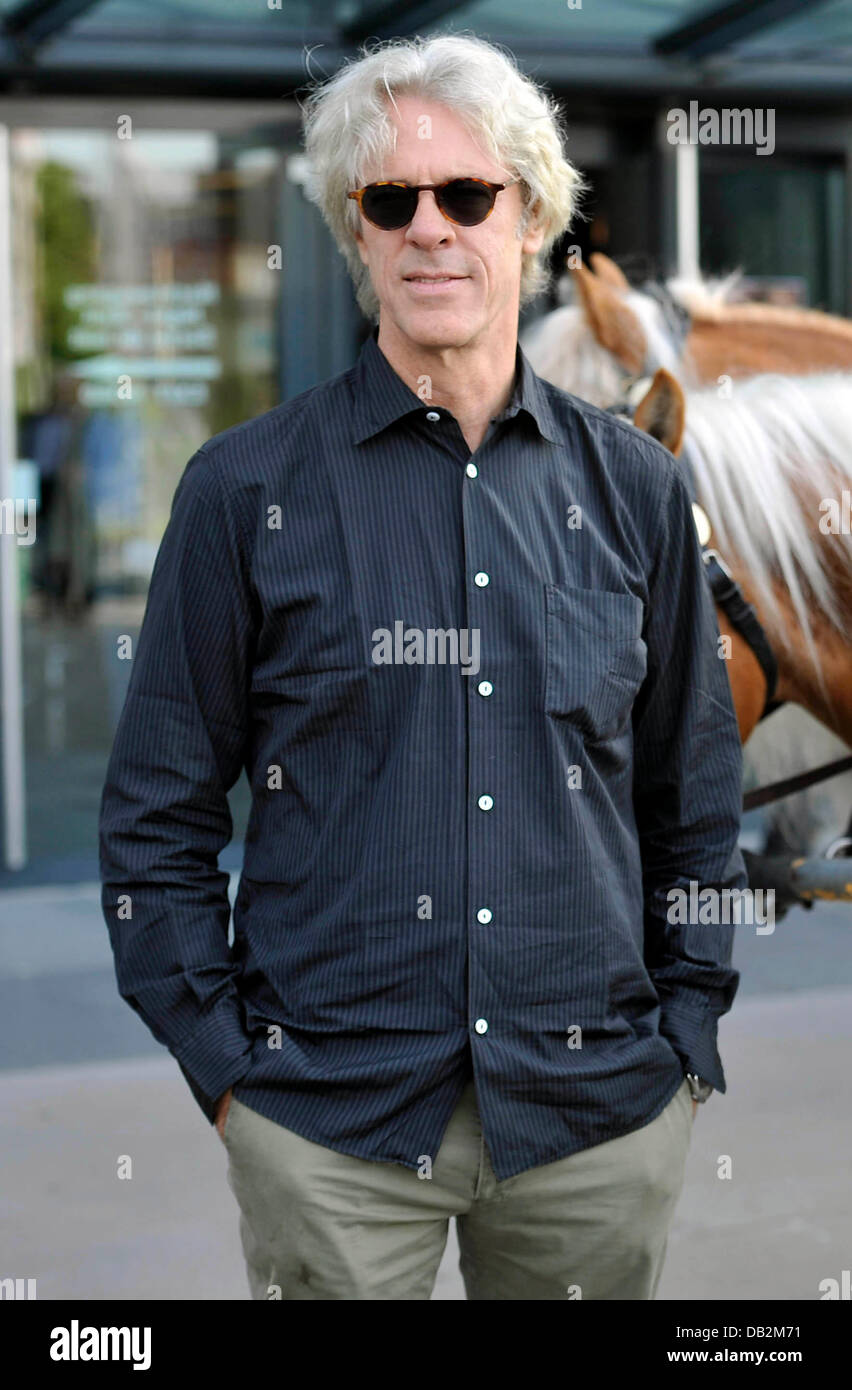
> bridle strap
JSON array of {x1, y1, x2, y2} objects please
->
[
  {"x1": 701, "y1": 549, "x2": 781, "y2": 721},
  {"x1": 676, "y1": 439, "x2": 783, "y2": 723},
  {"x1": 638, "y1": 281, "x2": 692, "y2": 371}
]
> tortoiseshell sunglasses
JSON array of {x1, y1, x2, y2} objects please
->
[{"x1": 347, "y1": 178, "x2": 518, "y2": 230}]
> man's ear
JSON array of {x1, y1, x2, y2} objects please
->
[
  {"x1": 354, "y1": 227, "x2": 369, "y2": 267},
  {"x1": 522, "y1": 222, "x2": 546, "y2": 255},
  {"x1": 520, "y1": 197, "x2": 545, "y2": 255}
]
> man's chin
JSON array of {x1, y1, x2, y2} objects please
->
[{"x1": 388, "y1": 306, "x2": 479, "y2": 351}]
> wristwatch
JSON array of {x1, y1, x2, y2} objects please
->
[{"x1": 686, "y1": 1072, "x2": 714, "y2": 1103}]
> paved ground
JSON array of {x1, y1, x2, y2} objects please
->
[{"x1": 1, "y1": 884, "x2": 851, "y2": 1300}]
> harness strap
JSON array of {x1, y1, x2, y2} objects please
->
[
  {"x1": 742, "y1": 755, "x2": 852, "y2": 812},
  {"x1": 677, "y1": 440, "x2": 783, "y2": 723},
  {"x1": 702, "y1": 549, "x2": 781, "y2": 721}
]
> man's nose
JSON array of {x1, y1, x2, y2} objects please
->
[{"x1": 405, "y1": 189, "x2": 453, "y2": 244}]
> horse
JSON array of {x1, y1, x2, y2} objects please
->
[
  {"x1": 520, "y1": 252, "x2": 852, "y2": 410},
  {"x1": 627, "y1": 367, "x2": 852, "y2": 887}
]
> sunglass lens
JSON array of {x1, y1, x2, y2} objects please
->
[
  {"x1": 361, "y1": 185, "x2": 417, "y2": 229},
  {"x1": 439, "y1": 180, "x2": 495, "y2": 225}
]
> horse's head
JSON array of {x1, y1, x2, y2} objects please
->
[
  {"x1": 520, "y1": 252, "x2": 690, "y2": 407},
  {"x1": 568, "y1": 253, "x2": 647, "y2": 376}
]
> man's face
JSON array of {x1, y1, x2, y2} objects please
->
[{"x1": 353, "y1": 96, "x2": 544, "y2": 352}]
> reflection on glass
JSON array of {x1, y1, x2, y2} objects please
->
[{"x1": 12, "y1": 126, "x2": 285, "y2": 864}]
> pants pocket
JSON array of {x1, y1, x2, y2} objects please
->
[
  {"x1": 677, "y1": 1077, "x2": 696, "y2": 1128},
  {"x1": 222, "y1": 1094, "x2": 242, "y2": 1146}
]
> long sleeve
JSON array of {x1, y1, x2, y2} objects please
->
[
  {"x1": 632, "y1": 460, "x2": 745, "y2": 1092},
  {"x1": 98, "y1": 446, "x2": 257, "y2": 1122}
]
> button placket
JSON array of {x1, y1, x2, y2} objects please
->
[{"x1": 464, "y1": 465, "x2": 496, "y2": 1065}]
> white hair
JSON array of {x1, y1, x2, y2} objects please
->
[
  {"x1": 300, "y1": 33, "x2": 586, "y2": 321},
  {"x1": 683, "y1": 372, "x2": 852, "y2": 848}
]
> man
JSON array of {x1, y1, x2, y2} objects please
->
[{"x1": 99, "y1": 33, "x2": 744, "y2": 1301}]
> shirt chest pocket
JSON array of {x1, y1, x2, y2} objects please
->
[{"x1": 544, "y1": 583, "x2": 647, "y2": 743}]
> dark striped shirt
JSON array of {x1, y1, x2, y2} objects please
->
[{"x1": 99, "y1": 327, "x2": 744, "y2": 1181}]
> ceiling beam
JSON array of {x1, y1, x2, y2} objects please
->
[
  {"x1": 655, "y1": 0, "x2": 832, "y2": 60},
  {"x1": 0, "y1": 29, "x2": 851, "y2": 101},
  {"x1": 2, "y1": 0, "x2": 103, "y2": 50},
  {"x1": 342, "y1": 0, "x2": 467, "y2": 43}
]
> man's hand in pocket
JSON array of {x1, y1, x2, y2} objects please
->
[{"x1": 215, "y1": 1087, "x2": 233, "y2": 1141}]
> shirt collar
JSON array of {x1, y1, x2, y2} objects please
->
[{"x1": 350, "y1": 325, "x2": 561, "y2": 446}]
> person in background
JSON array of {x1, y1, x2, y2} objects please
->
[{"x1": 23, "y1": 368, "x2": 95, "y2": 616}]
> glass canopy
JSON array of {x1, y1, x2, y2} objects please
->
[{"x1": 0, "y1": 0, "x2": 850, "y2": 96}]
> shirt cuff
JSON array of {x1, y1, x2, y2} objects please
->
[
  {"x1": 659, "y1": 997, "x2": 727, "y2": 1092},
  {"x1": 170, "y1": 996, "x2": 255, "y2": 1123}
]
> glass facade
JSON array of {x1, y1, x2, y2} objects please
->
[{"x1": 8, "y1": 113, "x2": 296, "y2": 873}]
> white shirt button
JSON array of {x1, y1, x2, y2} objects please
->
[
  {"x1": 466, "y1": 462, "x2": 478, "y2": 478},
  {"x1": 474, "y1": 572, "x2": 489, "y2": 587},
  {"x1": 474, "y1": 1018, "x2": 489, "y2": 1034},
  {"x1": 477, "y1": 680, "x2": 492, "y2": 697},
  {"x1": 476, "y1": 907, "x2": 492, "y2": 924},
  {"x1": 477, "y1": 794, "x2": 493, "y2": 811},
  {"x1": 425, "y1": 410, "x2": 440, "y2": 422}
]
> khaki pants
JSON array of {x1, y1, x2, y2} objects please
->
[{"x1": 223, "y1": 1077, "x2": 694, "y2": 1300}]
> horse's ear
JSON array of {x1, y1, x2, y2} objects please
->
[
  {"x1": 570, "y1": 263, "x2": 646, "y2": 375},
  {"x1": 632, "y1": 368, "x2": 686, "y2": 455},
  {"x1": 588, "y1": 252, "x2": 630, "y2": 291}
]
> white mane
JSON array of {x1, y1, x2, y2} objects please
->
[
  {"x1": 682, "y1": 372, "x2": 852, "y2": 671},
  {"x1": 684, "y1": 372, "x2": 852, "y2": 855},
  {"x1": 665, "y1": 270, "x2": 744, "y2": 315}
]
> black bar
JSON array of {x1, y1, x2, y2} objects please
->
[{"x1": 5, "y1": 1299, "x2": 846, "y2": 1370}]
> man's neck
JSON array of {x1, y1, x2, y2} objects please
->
[{"x1": 375, "y1": 320, "x2": 519, "y2": 455}]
